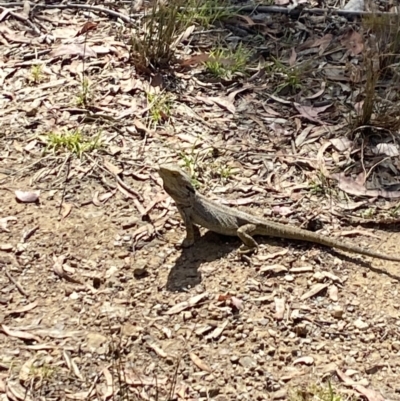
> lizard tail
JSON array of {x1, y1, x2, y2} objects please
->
[{"x1": 274, "y1": 225, "x2": 400, "y2": 262}]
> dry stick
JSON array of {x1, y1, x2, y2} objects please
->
[
  {"x1": 4, "y1": 268, "x2": 28, "y2": 297},
  {"x1": 32, "y1": 3, "x2": 135, "y2": 24}
]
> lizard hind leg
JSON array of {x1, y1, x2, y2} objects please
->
[{"x1": 237, "y1": 224, "x2": 259, "y2": 254}]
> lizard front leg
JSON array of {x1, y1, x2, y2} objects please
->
[
  {"x1": 237, "y1": 224, "x2": 259, "y2": 254},
  {"x1": 176, "y1": 205, "x2": 199, "y2": 247}
]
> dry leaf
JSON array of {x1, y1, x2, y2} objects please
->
[
  {"x1": 50, "y1": 43, "x2": 97, "y2": 58},
  {"x1": 165, "y1": 293, "x2": 208, "y2": 315},
  {"x1": 1, "y1": 324, "x2": 41, "y2": 342},
  {"x1": 5, "y1": 301, "x2": 38, "y2": 316},
  {"x1": 190, "y1": 353, "x2": 213, "y2": 373},
  {"x1": 293, "y1": 356, "x2": 314, "y2": 365},
  {"x1": 340, "y1": 30, "x2": 364, "y2": 56},
  {"x1": 61, "y1": 203, "x2": 73, "y2": 219},
  {"x1": 104, "y1": 160, "x2": 122, "y2": 175},
  {"x1": 76, "y1": 21, "x2": 98, "y2": 36},
  {"x1": 301, "y1": 283, "x2": 329, "y2": 300},
  {"x1": 332, "y1": 172, "x2": 400, "y2": 198}
]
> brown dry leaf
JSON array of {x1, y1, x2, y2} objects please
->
[
  {"x1": 206, "y1": 319, "x2": 229, "y2": 340},
  {"x1": 317, "y1": 34, "x2": 333, "y2": 54},
  {"x1": 180, "y1": 53, "x2": 210, "y2": 67},
  {"x1": 50, "y1": 43, "x2": 97, "y2": 58},
  {"x1": 19, "y1": 356, "x2": 37, "y2": 381},
  {"x1": 340, "y1": 30, "x2": 364, "y2": 56},
  {"x1": 63, "y1": 350, "x2": 84, "y2": 381},
  {"x1": 165, "y1": 293, "x2": 208, "y2": 315},
  {"x1": 147, "y1": 342, "x2": 167, "y2": 358},
  {"x1": 133, "y1": 118, "x2": 153, "y2": 135},
  {"x1": 306, "y1": 82, "x2": 326, "y2": 100},
  {"x1": 190, "y1": 353, "x2": 213, "y2": 373},
  {"x1": 1, "y1": 324, "x2": 41, "y2": 342},
  {"x1": 76, "y1": 21, "x2": 98, "y2": 36},
  {"x1": 104, "y1": 160, "x2": 122, "y2": 175},
  {"x1": 293, "y1": 356, "x2": 314, "y2": 365},
  {"x1": 300, "y1": 283, "x2": 329, "y2": 300},
  {"x1": 209, "y1": 96, "x2": 235, "y2": 114},
  {"x1": 354, "y1": 385, "x2": 385, "y2": 401},
  {"x1": 6, "y1": 380, "x2": 34, "y2": 401},
  {"x1": 172, "y1": 24, "x2": 195, "y2": 48},
  {"x1": 294, "y1": 103, "x2": 332, "y2": 124},
  {"x1": 332, "y1": 172, "x2": 400, "y2": 198},
  {"x1": 5, "y1": 301, "x2": 38, "y2": 316},
  {"x1": 330, "y1": 137, "x2": 353, "y2": 152},
  {"x1": 15, "y1": 190, "x2": 40, "y2": 203},
  {"x1": 0, "y1": 216, "x2": 17, "y2": 232},
  {"x1": 61, "y1": 203, "x2": 73, "y2": 219},
  {"x1": 101, "y1": 367, "x2": 113, "y2": 399},
  {"x1": 274, "y1": 297, "x2": 285, "y2": 320}
]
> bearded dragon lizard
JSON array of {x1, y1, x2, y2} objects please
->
[{"x1": 158, "y1": 164, "x2": 400, "y2": 262}]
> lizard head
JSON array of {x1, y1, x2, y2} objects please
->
[{"x1": 158, "y1": 164, "x2": 196, "y2": 201}]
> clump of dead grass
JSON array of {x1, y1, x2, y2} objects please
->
[
  {"x1": 129, "y1": 0, "x2": 232, "y2": 71},
  {"x1": 352, "y1": 11, "x2": 400, "y2": 131}
]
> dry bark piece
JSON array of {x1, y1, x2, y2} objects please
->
[
  {"x1": 300, "y1": 283, "x2": 329, "y2": 300},
  {"x1": 190, "y1": 353, "x2": 213, "y2": 373},
  {"x1": 165, "y1": 293, "x2": 208, "y2": 315}
]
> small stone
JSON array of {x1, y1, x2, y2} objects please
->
[
  {"x1": 239, "y1": 356, "x2": 257, "y2": 369},
  {"x1": 0, "y1": 244, "x2": 13, "y2": 251},
  {"x1": 354, "y1": 318, "x2": 369, "y2": 330},
  {"x1": 331, "y1": 306, "x2": 344, "y2": 319}
]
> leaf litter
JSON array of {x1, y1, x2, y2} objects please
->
[{"x1": 0, "y1": 0, "x2": 400, "y2": 400}]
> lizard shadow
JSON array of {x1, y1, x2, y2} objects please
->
[
  {"x1": 166, "y1": 231, "x2": 238, "y2": 292},
  {"x1": 166, "y1": 233, "x2": 400, "y2": 291}
]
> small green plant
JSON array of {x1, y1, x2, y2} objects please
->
[
  {"x1": 309, "y1": 171, "x2": 331, "y2": 197},
  {"x1": 178, "y1": 152, "x2": 201, "y2": 188},
  {"x1": 181, "y1": 0, "x2": 233, "y2": 27},
  {"x1": 45, "y1": 129, "x2": 101, "y2": 157},
  {"x1": 361, "y1": 208, "x2": 376, "y2": 219},
  {"x1": 205, "y1": 43, "x2": 250, "y2": 79},
  {"x1": 146, "y1": 91, "x2": 172, "y2": 125},
  {"x1": 30, "y1": 64, "x2": 43, "y2": 83},
  {"x1": 29, "y1": 363, "x2": 55, "y2": 381},
  {"x1": 76, "y1": 78, "x2": 91, "y2": 107},
  {"x1": 272, "y1": 57, "x2": 304, "y2": 94},
  {"x1": 290, "y1": 382, "x2": 347, "y2": 401}
]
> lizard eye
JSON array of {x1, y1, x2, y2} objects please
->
[{"x1": 186, "y1": 185, "x2": 195, "y2": 193}]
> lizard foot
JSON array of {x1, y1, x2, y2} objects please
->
[{"x1": 238, "y1": 245, "x2": 258, "y2": 255}]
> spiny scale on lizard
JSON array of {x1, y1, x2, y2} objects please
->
[{"x1": 158, "y1": 164, "x2": 400, "y2": 262}]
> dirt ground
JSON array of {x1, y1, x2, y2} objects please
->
[{"x1": 2, "y1": 1, "x2": 400, "y2": 401}]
